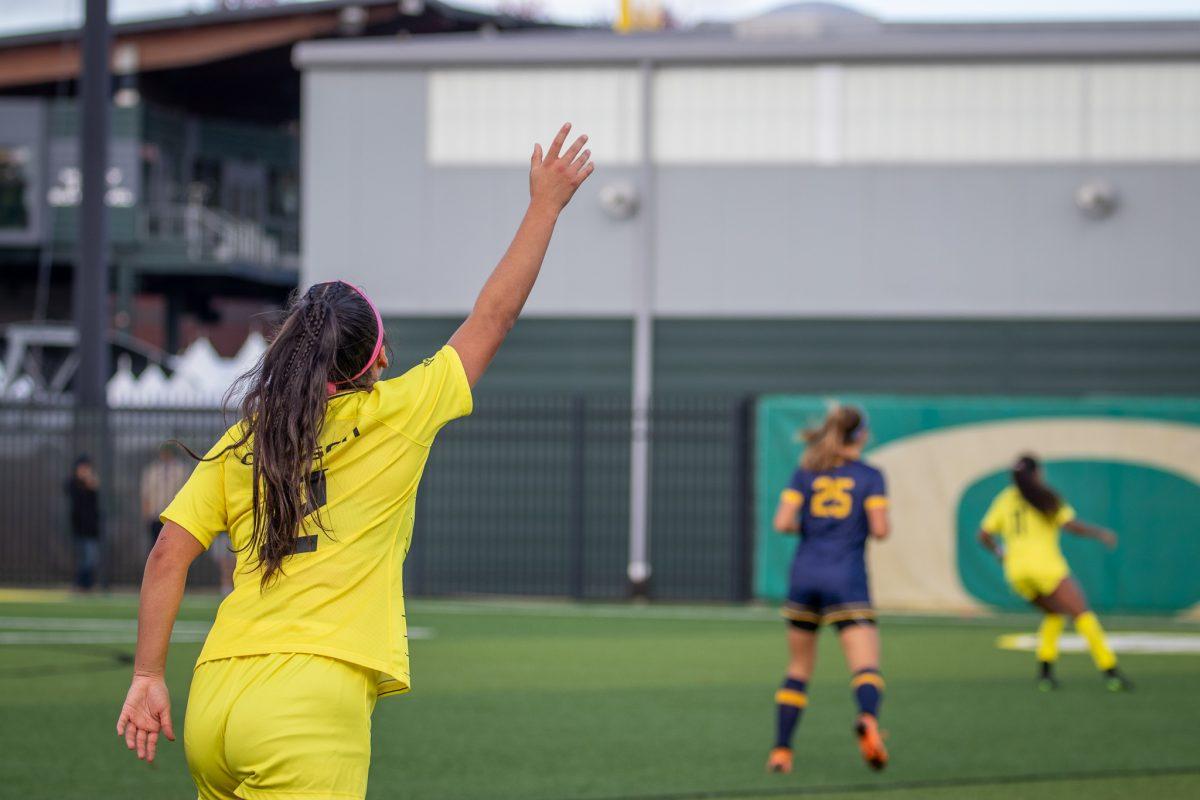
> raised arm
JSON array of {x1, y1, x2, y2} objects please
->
[
  {"x1": 449, "y1": 123, "x2": 594, "y2": 387},
  {"x1": 1063, "y1": 519, "x2": 1118, "y2": 549},
  {"x1": 116, "y1": 522, "x2": 205, "y2": 763}
]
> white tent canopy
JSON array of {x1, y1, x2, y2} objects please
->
[{"x1": 106, "y1": 335, "x2": 268, "y2": 408}]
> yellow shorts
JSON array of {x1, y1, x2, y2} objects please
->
[
  {"x1": 184, "y1": 652, "x2": 378, "y2": 800},
  {"x1": 1006, "y1": 564, "x2": 1070, "y2": 602}
]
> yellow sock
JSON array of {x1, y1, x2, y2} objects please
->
[
  {"x1": 1036, "y1": 614, "x2": 1065, "y2": 663},
  {"x1": 1075, "y1": 611, "x2": 1117, "y2": 671}
]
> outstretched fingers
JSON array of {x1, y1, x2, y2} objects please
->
[
  {"x1": 528, "y1": 123, "x2": 595, "y2": 207},
  {"x1": 562, "y1": 134, "x2": 588, "y2": 164},
  {"x1": 571, "y1": 149, "x2": 592, "y2": 174},
  {"x1": 546, "y1": 123, "x2": 571, "y2": 159}
]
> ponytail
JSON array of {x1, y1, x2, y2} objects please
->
[
  {"x1": 1012, "y1": 453, "x2": 1062, "y2": 518},
  {"x1": 800, "y1": 405, "x2": 865, "y2": 472},
  {"x1": 180, "y1": 282, "x2": 385, "y2": 588}
]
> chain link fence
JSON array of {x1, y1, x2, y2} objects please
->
[{"x1": 0, "y1": 396, "x2": 754, "y2": 601}]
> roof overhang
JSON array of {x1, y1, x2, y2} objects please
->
[
  {"x1": 0, "y1": 0, "x2": 538, "y2": 90},
  {"x1": 294, "y1": 23, "x2": 1200, "y2": 69}
]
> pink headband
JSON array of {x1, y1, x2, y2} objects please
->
[{"x1": 326, "y1": 280, "x2": 385, "y2": 396}]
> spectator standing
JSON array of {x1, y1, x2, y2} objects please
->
[
  {"x1": 141, "y1": 445, "x2": 189, "y2": 552},
  {"x1": 66, "y1": 454, "x2": 101, "y2": 591}
]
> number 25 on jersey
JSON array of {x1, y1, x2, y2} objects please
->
[{"x1": 811, "y1": 477, "x2": 855, "y2": 519}]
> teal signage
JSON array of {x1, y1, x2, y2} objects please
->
[{"x1": 757, "y1": 396, "x2": 1200, "y2": 614}]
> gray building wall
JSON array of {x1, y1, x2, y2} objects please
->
[
  {"x1": 300, "y1": 63, "x2": 1200, "y2": 320},
  {"x1": 302, "y1": 70, "x2": 641, "y2": 317},
  {"x1": 300, "y1": 61, "x2": 1200, "y2": 394},
  {"x1": 655, "y1": 166, "x2": 1200, "y2": 318}
]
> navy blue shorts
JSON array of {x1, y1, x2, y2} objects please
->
[{"x1": 783, "y1": 566, "x2": 875, "y2": 632}]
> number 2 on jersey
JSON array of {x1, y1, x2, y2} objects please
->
[
  {"x1": 811, "y1": 476, "x2": 855, "y2": 519},
  {"x1": 294, "y1": 470, "x2": 328, "y2": 554}
]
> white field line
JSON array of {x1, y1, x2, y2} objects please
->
[
  {"x1": 0, "y1": 617, "x2": 432, "y2": 645},
  {"x1": 998, "y1": 632, "x2": 1200, "y2": 655}
]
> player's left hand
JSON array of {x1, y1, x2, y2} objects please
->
[
  {"x1": 116, "y1": 673, "x2": 175, "y2": 763},
  {"x1": 1099, "y1": 529, "x2": 1118, "y2": 550}
]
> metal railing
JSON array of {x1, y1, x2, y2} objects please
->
[
  {"x1": 140, "y1": 201, "x2": 299, "y2": 269},
  {"x1": 0, "y1": 396, "x2": 754, "y2": 600}
]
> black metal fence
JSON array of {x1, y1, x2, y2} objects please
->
[{"x1": 0, "y1": 396, "x2": 754, "y2": 601}]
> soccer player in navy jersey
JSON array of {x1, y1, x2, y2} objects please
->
[{"x1": 767, "y1": 405, "x2": 891, "y2": 774}]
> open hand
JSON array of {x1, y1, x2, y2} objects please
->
[
  {"x1": 1099, "y1": 529, "x2": 1118, "y2": 550},
  {"x1": 116, "y1": 674, "x2": 175, "y2": 763},
  {"x1": 529, "y1": 123, "x2": 594, "y2": 212}
]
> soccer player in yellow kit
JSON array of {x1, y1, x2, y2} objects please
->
[
  {"x1": 115, "y1": 124, "x2": 594, "y2": 799},
  {"x1": 978, "y1": 454, "x2": 1132, "y2": 692}
]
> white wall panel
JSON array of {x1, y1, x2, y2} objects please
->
[
  {"x1": 1088, "y1": 63, "x2": 1200, "y2": 160},
  {"x1": 428, "y1": 68, "x2": 641, "y2": 165},
  {"x1": 653, "y1": 67, "x2": 819, "y2": 163},
  {"x1": 841, "y1": 65, "x2": 1086, "y2": 162},
  {"x1": 305, "y1": 70, "x2": 639, "y2": 316}
]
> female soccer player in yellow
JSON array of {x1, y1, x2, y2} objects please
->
[
  {"x1": 767, "y1": 405, "x2": 891, "y2": 775},
  {"x1": 114, "y1": 124, "x2": 594, "y2": 799},
  {"x1": 978, "y1": 454, "x2": 1132, "y2": 692}
]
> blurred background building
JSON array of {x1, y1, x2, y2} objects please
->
[
  {"x1": 0, "y1": 0, "x2": 546, "y2": 371},
  {"x1": 299, "y1": 4, "x2": 1200, "y2": 399}
]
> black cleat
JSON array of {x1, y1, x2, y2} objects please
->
[
  {"x1": 1105, "y1": 668, "x2": 1133, "y2": 692},
  {"x1": 1037, "y1": 661, "x2": 1059, "y2": 692}
]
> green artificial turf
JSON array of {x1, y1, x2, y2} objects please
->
[{"x1": 1, "y1": 596, "x2": 1198, "y2": 800}]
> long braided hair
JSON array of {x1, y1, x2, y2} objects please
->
[{"x1": 190, "y1": 282, "x2": 385, "y2": 588}]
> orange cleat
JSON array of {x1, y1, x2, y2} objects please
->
[
  {"x1": 855, "y1": 714, "x2": 888, "y2": 771},
  {"x1": 765, "y1": 746, "x2": 793, "y2": 774}
]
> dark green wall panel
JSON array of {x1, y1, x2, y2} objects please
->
[
  {"x1": 198, "y1": 119, "x2": 298, "y2": 167},
  {"x1": 382, "y1": 317, "x2": 633, "y2": 394},
  {"x1": 374, "y1": 316, "x2": 1199, "y2": 601},
  {"x1": 385, "y1": 318, "x2": 1200, "y2": 396},
  {"x1": 48, "y1": 102, "x2": 140, "y2": 139},
  {"x1": 655, "y1": 319, "x2": 1200, "y2": 395}
]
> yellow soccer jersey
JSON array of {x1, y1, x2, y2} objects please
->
[
  {"x1": 161, "y1": 345, "x2": 472, "y2": 698},
  {"x1": 980, "y1": 486, "x2": 1075, "y2": 580}
]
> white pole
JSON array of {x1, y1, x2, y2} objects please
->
[{"x1": 628, "y1": 59, "x2": 655, "y2": 595}]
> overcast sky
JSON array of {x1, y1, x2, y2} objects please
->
[{"x1": 5, "y1": 0, "x2": 1200, "y2": 36}]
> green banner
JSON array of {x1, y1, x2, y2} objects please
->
[{"x1": 756, "y1": 396, "x2": 1200, "y2": 614}]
